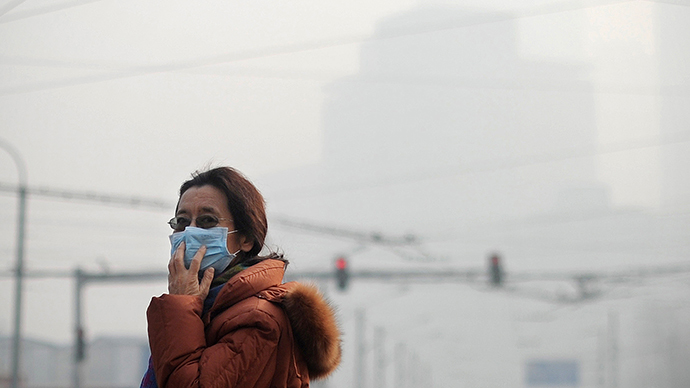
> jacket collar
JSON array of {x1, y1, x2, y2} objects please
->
[{"x1": 208, "y1": 259, "x2": 285, "y2": 316}]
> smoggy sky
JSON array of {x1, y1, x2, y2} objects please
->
[{"x1": 1, "y1": 1, "x2": 689, "y2": 387}]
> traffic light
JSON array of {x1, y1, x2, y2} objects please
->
[
  {"x1": 335, "y1": 257, "x2": 349, "y2": 291},
  {"x1": 489, "y1": 253, "x2": 503, "y2": 287}
]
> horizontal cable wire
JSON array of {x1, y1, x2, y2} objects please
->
[{"x1": 0, "y1": 0, "x2": 637, "y2": 95}]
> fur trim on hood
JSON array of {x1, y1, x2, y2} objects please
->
[{"x1": 281, "y1": 283, "x2": 342, "y2": 380}]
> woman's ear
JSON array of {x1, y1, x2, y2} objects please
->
[{"x1": 238, "y1": 234, "x2": 254, "y2": 252}]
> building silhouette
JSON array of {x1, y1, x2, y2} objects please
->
[
  {"x1": 300, "y1": 6, "x2": 608, "y2": 231},
  {"x1": 0, "y1": 336, "x2": 149, "y2": 388}
]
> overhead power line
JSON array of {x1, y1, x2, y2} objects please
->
[
  {"x1": 268, "y1": 132, "x2": 690, "y2": 201},
  {"x1": 2, "y1": 132, "x2": 689, "y2": 213},
  {"x1": 645, "y1": 0, "x2": 690, "y2": 7},
  {"x1": 3, "y1": 260, "x2": 688, "y2": 282},
  {"x1": 5, "y1": 58, "x2": 687, "y2": 97},
  {"x1": 272, "y1": 216, "x2": 418, "y2": 246},
  {"x1": 508, "y1": 261, "x2": 690, "y2": 283},
  {"x1": 2, "y1": 259, "x2": 688, "y2": 293},
  {"x1": 0, "y1": 0, "x2": 26, "y2": 18},
  {"x1": 172, "y1": 67, "x2": 690, "y2": 97},
  {"x1": 0, "y1": 0, "x2": 637, "y2": 95},
  {"x1": 0, "y1": 0, "x2": 107, "y2": 23},
  {"x1": 0, "y1": 182, "x2": 173, "y2": 210},
  {"x1": 0, "y1": 182, "x2": 419, "y2": 245},
  {"x1": 2, "y1": 0, "x2": 681, "y2": 26}
]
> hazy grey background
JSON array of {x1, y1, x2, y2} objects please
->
[{"x1": 1, "y1": 0, "x2": 689, "y2": 387}]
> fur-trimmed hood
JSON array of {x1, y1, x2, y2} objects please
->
[
  {"x1": 257, "y1": 282, "x2": 342, "y2": 380},
  {"x1": 210, "y1": 259, "x2": 342, "y2": 381},
  {"x1": 277, "y1": 283, "x2": 341, "y2": 379}
]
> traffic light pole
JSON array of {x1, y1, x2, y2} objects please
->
[
  {"x1": 73, "y1": 268, "x2": 84, "y2": 388},
  {"x1": 10, "y1": 186, "x2": 26, "y2": 388},
  {"x1": 1, "y1": 138, "x2": 28, "y2": 388},
  {"x1": 64, "y1": 265, "x2": 501, "y2": 388},
  {"x1": 70, "y1": 269, "x2": 168, "y2": 388},
  {"x1": 4, "y1": 257, "x2": 685, "y2": 387}
]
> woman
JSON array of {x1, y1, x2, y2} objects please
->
[{"x1": 141, "y1": 167, "x2": 341, "y2": 388}]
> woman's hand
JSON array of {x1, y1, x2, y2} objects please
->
[{"x1": 168, "y1": 242, "x2": 215, "y2": 300}]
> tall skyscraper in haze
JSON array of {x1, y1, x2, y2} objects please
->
[{"x1": 320, "y1": 6, "x2": 605, "y2": 227}]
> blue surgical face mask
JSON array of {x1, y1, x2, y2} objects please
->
[{"x1": 169, "y1": 226, "x2": 241, "y2": 277}]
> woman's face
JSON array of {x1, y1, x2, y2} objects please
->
[{"x1": 176, "y1": 185, "x2": 253, "y2": 254}]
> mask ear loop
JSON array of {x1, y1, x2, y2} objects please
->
[{"x1": 227, "y1": 230, "x2": 242, "y2": 256}]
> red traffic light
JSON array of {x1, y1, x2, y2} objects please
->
[
  {"x1": 489, "y1": 253, "x2": 503, "y2": 287},
  {"x1": 335, "y1": 257, "x2": 349, "y2": 291}
]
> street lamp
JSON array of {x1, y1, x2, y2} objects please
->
[{"x1": 0, "y1": 138, "x2": 27, "y2": 388}]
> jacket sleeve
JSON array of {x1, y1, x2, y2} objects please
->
[{"x1": 146, "y1": 294, "x2": 281, "y2": 388}]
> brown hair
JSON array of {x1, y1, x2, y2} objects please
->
[{"x1": 178, "y1": 167, "x2": 284, "y2": 265}]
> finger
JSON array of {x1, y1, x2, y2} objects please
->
[
  {"x1": 188, "y1": 245, "x2": 207, "y2": 274},
  {"x1": 170, "y1": 242, "x2": 185, "y2": 274},
  {"x1": 199, "y1": 268, "x2": 214, "y2": 292},
  {"x1": 168, "y1": 243, "x2": 181, "y2": 275}
]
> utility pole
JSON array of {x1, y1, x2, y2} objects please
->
[
  {"x1": 373, "y1": 327, "x2": 386, "y2": 388},
  {"x1": 597, "y1": 327, "x2": 606, "y2": 388},
  {"x1": 1, "y1": 138, "x2": 28, "y2": 388},
  {"x1": 394, "y1": 343, "x2": 406, "y2": 388},
  {"x1": 608, "y1": 311, "x2": 618, "y2": 388},
  {"x1": 355, "y1": 309, "x2": 366, "y2": 388},
  {"x1": 73, "y1": 268, "x2": 85, "y2": 388}
]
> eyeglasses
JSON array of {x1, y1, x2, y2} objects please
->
[{"x1": 168, "y1": 215, "x2": 233, "y2": 232}]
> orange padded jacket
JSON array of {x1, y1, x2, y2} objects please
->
[{"x1": 146, "y1": 259, "x2": 341, "y2": 388}]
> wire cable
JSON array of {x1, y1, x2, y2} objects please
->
[
  {"x1": 164, "y1": 67, "x2": 690, "y2": 97},
  {"x1": 0, "y1": 182, "x2": 173, "y2": 210},
  {"x1": 0, "y1": 0, "x2": 26, "y2": 18},
  {"x1": 0, "y1": 0, "x2": 107, "y2": 23},
  {"x1": 267, "y1": 132, "x2": 690, "y2": 201},
  {"x1": 2, "y1": 133, "x2": 689, "y2": 212},
  {"x1": 0, "y1": 0, "x2": 637, "y2": 95},
  {"x1": 644, "y1": 0, "x2": 690, "y2": 6}
]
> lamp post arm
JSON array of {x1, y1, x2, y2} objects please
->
[{"x1": 0, "y1": 138, "x2": 27, "y2": 187}]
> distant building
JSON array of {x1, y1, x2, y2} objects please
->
[
  {"x1": 656, "y1": 7, "x2": 690, "y2": 210},
  {"x1": 84, "y1": 337, "x2": 150, "y2": 388},
  {"x1": 317, "y1": 6, "x2": 605, "y2": 227},
  {"x1": 0, "y1": 336, "x2": 149, "y2": 388},
  {"x1": 0, "y1": 336, "x2": 71, "y2": 388}
]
